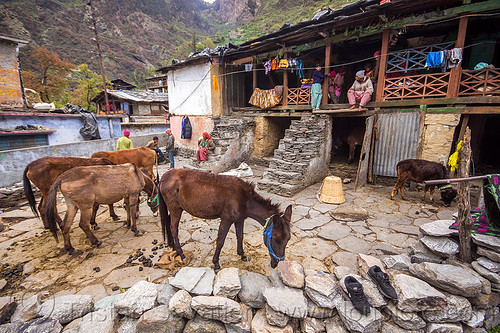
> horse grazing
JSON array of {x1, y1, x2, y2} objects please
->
[
  {"x1": 91, "y1": 147, "x2": 157, "y2": 180},
  {"x1": 23, "y1": 156, "x2": 117, "y2": 229},
  {"x1": 45, "y1": 164, "x2": 158, "y2": 254},
  {"x1": 158, "y1": 169, "x2": 293, "y2": 270},
  {"x1": 391, "y1": 159, "x2": 457, "y2": 206},
  {"x1": 333, "y1": 126, "x2": 365, "y2": 164}
]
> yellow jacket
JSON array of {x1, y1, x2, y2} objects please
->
[{"x1": 116, "y1": 137, "x2": 133, "y2": 151}]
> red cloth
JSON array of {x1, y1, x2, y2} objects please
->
[
  {"x1": 197, "y1": 148, "x2": 208, "y2": 163},
  {"x1": 202, "y1": 132, "x2": 212, "y2": 140}
]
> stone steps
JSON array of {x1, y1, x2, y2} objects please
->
[
  {"x1": 263, "y1": 169, "x2": 302, "y2": 185},
  {"x1": 256, "y1": 180, "x2": 297, "y2": 197},
  {"x1": 268, "y1": 158, "x2": 309, "y2": 173}
]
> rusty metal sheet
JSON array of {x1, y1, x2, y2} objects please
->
[{"x1": 374, "y1": 112, "x2": 420, "y2": 177}]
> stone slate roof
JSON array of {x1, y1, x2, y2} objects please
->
[{"x1": 93, "y1": 90, "x2": 168, "y2": 103}]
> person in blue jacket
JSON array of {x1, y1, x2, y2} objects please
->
[{"x1": 311, "y1": 64, "x2": 327, "y2": 111}]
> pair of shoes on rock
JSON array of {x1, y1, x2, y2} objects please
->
[{"x1": 344, "y1": 265, "x2": 398, "y2": 315}]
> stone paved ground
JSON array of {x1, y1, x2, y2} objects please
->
[{"x1": 0, "y1": 156, "x2": 456, "y2": 303}]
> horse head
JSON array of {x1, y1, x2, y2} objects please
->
[
  {"x1": 140, "y1": 168, "x2": 159, "y2": 214},
  {"x1": 264, "y1": 204, "x2": 292, "y2": 268}
]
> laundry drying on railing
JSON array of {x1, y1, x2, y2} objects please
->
[{"x1": 248, "y1": 86, "x2": 283, "y2": 109}]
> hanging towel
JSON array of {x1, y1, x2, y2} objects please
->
[
  {"x1": 296, "y1": 60, "x2": 304, "y2": 79},
  {"x1": 447, "y1": 48, "x2": 463, "y2": 69},
  {"x1": 425, "y1": 51, "x2": 444, "y2": 68},
  {"x1": 264, "y1": 60, "x2": 272, "y2": 75},
  {"x1": 245, "y1": 63, "x2": 253, "y2": 72}
]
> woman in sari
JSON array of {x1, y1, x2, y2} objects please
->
[{"x1": 197, "y1": 132, "x2": 216, "y2": 163}]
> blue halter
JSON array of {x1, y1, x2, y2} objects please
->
[{"x1": 263, "y1": 215, "x2": 285, "y2": 262}]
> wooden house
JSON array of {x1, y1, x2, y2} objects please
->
[{"x1": 92, "y1": 90, "x2": 168, "y2": 116}]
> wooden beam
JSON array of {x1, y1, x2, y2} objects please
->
[
  {"x1": 376, "y1": 29, "x2": 390, "y2": 102},
  {"x1": 370, "y1": 96, "x2": 500, "y2": 108},
  {"x1": 283, "y1": 53, "x2": 289, "y2": 106},
  {"x1": 252, "y1": 59, "x2": 257, "y2": 90},
  {"x1": 322, "y1": 44, "x2": 332, "y2": 105},
  {"x1": 457, "y1": 127, "x2": 472, "y2": 263},
  {"x1": 448, "y1": 16, "x2": 469, "y2": 98},
  {"x1": 457, "y1": 114, "x2": 469, "y2": 142},
  {"x1": 231, "y1": 56, "x2": 254, "y2": 65},
  {"x1": 455, "y1": 16, "x2": 469, "y2": 49}
]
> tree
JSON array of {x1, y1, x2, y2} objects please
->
[
  {"x1": 22, "y1": 46, "x2": 74, "y2": 103},
  {"x1": 69, "y1": 64, "x2": 109, "y2": 112}
]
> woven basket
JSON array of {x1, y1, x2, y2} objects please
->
[{"x1": 317, "y1": 176, "x2": 345, "y2": 204}]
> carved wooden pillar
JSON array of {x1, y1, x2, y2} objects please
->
[
  {"x1": 322, "y1": 44, "x2": 332, "y2": 105},
  {"x1": 376, "y1": 29, "x2": 390, "y2": 102},
  {"x1": 447, "y1": 16, "x2": 468, "y2": 98}
]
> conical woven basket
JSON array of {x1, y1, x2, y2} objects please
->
[{"x1": 317, "y1": 176, "x2": 345, "y2": 204}]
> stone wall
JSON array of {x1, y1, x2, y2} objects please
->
[
  {"x1": 420, "y1": 113, "x2": 460, "y2": 164},
  {"x1": 0, "y1": 40, "x2": 24, "y2": 108},
  {"x1": 258, "y1": 115, "x2": 332, "y2": 197},
  {"x1": 253, "y1": 116, "x2": 291, "y2": 159}
]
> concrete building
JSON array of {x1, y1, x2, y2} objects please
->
[{"x1": 0, "y1": 35, "x2": 28, "y2": 108}]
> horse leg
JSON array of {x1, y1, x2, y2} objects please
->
[
  {"x1": 391, "y1": 179, "x2": 405, "y2": 200},
  {"x1": 347, "y1": 143, "x2": 355, "y2": 164},
  {"x1": 429, "y1": 185, "x2": 435, "y2": 202},
  {"x1": 169, "y1": 208, "x2": 186, "y2": 262},
  {"x1": 129, "y1": 194, "x2": 143, "y2": 236},
  {"x1": 422, "y1": 185, "x2": 429, "y2": 201},
  {"x1": 62, "y1": 201, "x2": 78, "y2": 254},
  {"x1": 79, "y1": 204, "x2": 102, "y2": 248},
  {"x1": 38, "y1": 196, "x2": 49, "y2": 229},
  {"x1": 212, "y1": 221, "x2": 232, "y2": 271},
  {"x1": 90, "y1": 203, "x2": 100, "y2": 230},
  {"x1": 399, "y1": 181, "x2": 407, "y2": 200},
  {"x1": 108, "y1": 204, "x2": 119, "y2": 220},
  {"x1": 234, "y1": 221, "x2": 248, "y2": 262}
]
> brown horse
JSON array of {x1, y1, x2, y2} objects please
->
[
  {"x1": 91, "y1": 147, "x2": 157, "y2": 180},
  {"x1": 45, "y1": 164, "x2": 158, "y2": 253},
  {"x1": 333, "y1": 126, "x2": 365, "y2": 164},
  {"x1": 158, "y1": 169, "x2": 293, "y2": 270},
  {"x1": 23, "y1": 156, "x2": 118, "y2": 229}
]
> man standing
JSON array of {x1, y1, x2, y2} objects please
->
[
  {"x1": 146, "y1": 136, "x2": 166, "y2": 163},
  {"x1": 116, "y1": 129, "x2": 133, "y2": 151},
  {"x1": 165, "y1": 129, "x2": 175, "y2": 169},
  {"x1": 311, "y1": 64, "x2": 327, "y2": 111}
]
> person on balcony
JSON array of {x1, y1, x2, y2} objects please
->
[
  {"x1": 311, "y1": 64, "x2": 327, "y2": 111},
  {"x1": 348, "y1": 70, "x2": 374, "y2": 111},
  {"x1": 197, "y1": 132, "x2": 216, "y2": 163}
]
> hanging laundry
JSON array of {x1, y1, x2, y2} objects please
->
[
  {"x1": 425, "y1": 51, "x2": 445, "y2": 68},
  {"x1": 271, "y1": 58, "x2": 278, "y2": 70},
  {"x1": 447, "y1": 48, "x2": 463, "y2": 69},
  {"x1": 264, "y1": 60, "x2": 272, "y2": 75},
  {"x1": 212, "y1": 75, "x2": 219, "y2": 93},
  {"x1": 244, "y1": 63, "x2": 253, "y2": 72},
  {"x1": 279, "y1": 59, "x2": 289, "y2": 68},
  {"x1": 296, "y1": 60, "x2": 304, "y2": 79}
]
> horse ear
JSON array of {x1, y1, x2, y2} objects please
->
[{"x1": 283, "y1": 204, "x2": 292, "y2": 221}]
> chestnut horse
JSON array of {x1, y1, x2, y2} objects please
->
[
  {"x1": 158, "y1": 169, "x2": 293, "y2": 270},
  {"x1": 45, "y1": 164, "x2": 158, "y2": 253},
  {"x1": 23, "y1": 157, "x2": 118, "y2": 229},
  {"x1": 91, "y1": 147, "x2": 157, "y2": 180}
]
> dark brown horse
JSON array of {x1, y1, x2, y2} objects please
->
[
  {"x1": 23, "y1": 156, "x2": 118, "y2": 229},
  {"x1": 45, "y1": 164, "x2": 158, "y2": 253},
  {"x1": 158, "y1": 169, "x2": 293, "y2": 270}
]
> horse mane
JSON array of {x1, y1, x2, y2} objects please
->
[{"x1": 243, "y1": 181, "x2": 288, "y2": 226}]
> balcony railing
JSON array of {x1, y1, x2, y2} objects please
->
[
  {"x1": 287, "y1": 87, "x2": 311, "y2": 105},
  {"x1": 382, "y1": 72, "x2": 450, "y2": 100},
  {"x1": 459, "y1": 68, "x2": 500, "y2": 97}
]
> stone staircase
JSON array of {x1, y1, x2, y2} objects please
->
[{"x1": 258, "y1": 115, "x2": 332, "y2": 197}]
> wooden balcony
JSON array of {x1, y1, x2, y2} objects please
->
[
  {"x1": 382, "y1": 72, "x2": 450, "y2": 100},
  {"x1": 287, "y1": 87, "x2": 311, "y2": 105},
  {"x1": 459, "y1": 68, "x2": 500, "y2": 97}
]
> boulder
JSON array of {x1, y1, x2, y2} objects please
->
[
  {"x1": 135, "y1": 305, "x2": 185, "y2": 333},
  {"x1": 300, "y1": 317, "x2": 326, "y2": 333},
  {"x1": 277, "y1": 261, "x2": 305, "y2": 289},
  {"x1": 183, "y1": 315, "x2": 226, "y2": 333},
  {"x1": 420, "y1": 236, "x2": 459, "y2": 257},
  {"x1": 340, "y1": 274, "x2": 387, "y2": 308},
  {"x1": 324, "y1": 315, "x2": 349, "y2": 333},
  {"x1": 37, "y1": 295, "x2": 94, "y2": 325},
  {"x1": 422, "y1": 293, "x2": 472, "y2": 323},
  {"x1": 169, "y1": 267, "x2": 214, "y2": 296},
  {"x1": 484, "y1": 306, "x2": 500, "y2": 329},
  {"x1": 302, "y1": 257, "x2": 329, "y2": 272},
  {"x1": 251, "y1": 308, "x2": 294, "y2": 333},
  {"x1": 269, "y1": 269, "x2": 286, "y2": 288},
  {"x1": 383, "y1": 255, "x2": 411, "y2": 271},
  {"x1": 382, "y1": 302, "x2": 426, "y2": 330},
  {"x1": 408, "y1": 241, "x2": 443, "y2": 264},
  {"x1": 114, "y1": 280, "x2": 158, "y2": 318},
  {"x1": 380, "y1": 322, "x2": 424, "y2": 333},
  {"x1": 463, "y1": 308, "x2": 485, "y2": 328},
  {"x1": 262, "y1": 287, "x2": 307, "y2": 319},
  {"x1": 357, "y1": 253, "x2": 386, "y2": 279},
  {"x1": 117, "y1": 317, "x2": 138, "y2": 333},
  {"x1": 169, "y1": 290, "x2": 194, "y2": 319},
  {"x1": 225, "y1": 303, "x2": 252, "y2": 333},
  {"x1": 238, "y1": 272, "x2": 271, "y2": 309},
  {"x1": 11, "y1": 294, "x2": 39, "y2": 323},
  {"x1": 157, "y1": 282, "x2": 177, "y2": 305},
  {"x1": 477, "y1": 257, "x2": 500, "y2": 273},
  {"x1": 472, "y1": 234, "x2": 500, "y2": 252},
  {"x1": 63, "y1": 317, "x2": 82, "y2": 333},
  {"x1": 471, "y1": 261, "x2": 500, "y2": 284},
  {"x1": 0, "y1": 296, "x2": 17, "y2": 324},
  {"x1": 419, "y1": 220, "x2": 457, "y2": 237},
  {"x1": 333, "y1": 266, "x2": 357, "y2": 280},
  {"x1": 264, "y1": 303, "x2": 289, "y2": 327},
  {"x1": 477, "y1": 247, "x2": 500, "y2": 263},
  {"x1": 13, "y1": 317, "x2": 63, "y2": 333},
  {"x1": 94, "y1": 293, "x2": 126, "y2": 311},
  {"x1": 213, "y1": 268, "x2": 241, "y2": 299},
  {"x1": 191, "y1": 296, "x2": 242, "y2": 324},
  {"x1": 468, "y1": 293, "x2": 500, "y2": 308},
  {"x1": 304, "y1": 271, "x2": 343, "y2": 308},
  {"x1": 426, "y1": 322, "x2": 463, "y2": 333},
  {"x1": 307, "y1": 300, "x2": 335, "y2": 319},
  {"x1": 336, "y1": 299, "x2": 384, "y2": 333},
  {"x1": 78, "y1": 304, "x2": 119, "y2": 333},
  {"x1": 392, "y1": 274, "x2": 446, "y2": 312},
  {"x1": 408, "y1": 263, "x2": 482, "y2": 297}
]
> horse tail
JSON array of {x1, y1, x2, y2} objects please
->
[
  {"x1": 158, "y1": 186, "x2": 172, "y2": 245},
  {"x1": 23, "y1": 166, "x2": 38, "y2": 218},
  {"x1": 45, "y1": 177, "x2": 61, "y2": 241}
]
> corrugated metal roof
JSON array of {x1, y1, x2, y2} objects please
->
[{"x1": 101, "y1": 90, "x2": 168, "y2": 103}]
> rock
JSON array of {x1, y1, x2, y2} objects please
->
[
  {"x1": 333, "y1": 266, "x2": 357, "y2": 280},
  {"x1": 392, "y1": 274, "x2": 446, "y2": 312},
  {"x1": 300, "y1": 317, "x2": 326, "y2": 333},
  {"x1": 268, "y1": 269, "x2": 286, "y2": 288},
  {"x1": 191, "y1": 296, "x2": 242, "y2": 324},
  {"x1": 14, "y1": 317, "x2": 63, "y2": 333},
  {"x1": 135, "y1": 305, "x2": 185, "y2": 333},
  {"x1": 484, "y1": 306, "x2": 500, "y2": 329},
  {"x1": 336, "y1": 299, "x2": 384, "y2": 333},
  {"x1": 330, "y1": 206, "x2": 369, "y2": 222},
  {"x1": 0, "y1": 323, "x2": 22, "y2": 333},
  {"x1": 477, "y1": 247, "x2": 500, "y2": 263},
  {"x1": 336, "y1": 235, "x2": 371, "y2": 254},
  {"x1": 157, "y1": 282, "x2": 177, "y2": 305},
  {"x1": 238, "y1": 272, "x2": 271, "y2": 308},
  {"x1": 37, "y1": 295, "x2": 94, "y2": 325},
  {"x1": 463, "y1": 328, "x2": 487, "y2": 333},
  {"x1": 277, "y1": 261, "x2": 305, "y2": 289},
  {"x1": 307, "y1": 300, "x2": 335, "y2": 319},
  {"x1": 383, "y1": 254, "x2": 411, "y2": 271},
  {"x1": 419, "y1": 220, "x2": 457, "y2": 237},
  {"x1": 340, "y1": 274, "x2": 387, "y2": 308},
  {"x1": 408, "y1": 263, "x2": 482, "y2": 297},
  {"x1": 304, "y1": 271, "x2": 342, "y2": 308},
  {"x1": 0, "y1": 296, "x2": 16, "y2": 324},
  {"x1": 302, "y1": 257, "x2": 329, "y2": 272},
  {"x1": 464, "y1": 308, "x2": 485, "y2": 328},
  {"x1": 382, "y1": 302, "x2": 426, "y2": 330},
  {"x1": 324, "y1": 315, "x2": 349, "y2": 333},
  {"x1": 357, "y1": 253, "x2": 386, "y2": 279},
  {"x1": 422, "y1": 293, "x2": 472, "y2": 323},
  {"x1": 420, "y1": 236, "x2": 459, "y2": 257},
  {"x1": 169, "y1": 267, "x2": 214, "y2": 296},
  {"x1": 94, "y1": 293, "x2": 126, "y2": 311},
  {"x1": 114, "y1": 280, "x2": 158, "y2": 318},
  {"x1": 0, "y1": 280, "x2": 6, "y2": 291},
  {"x1": 472, "y1": 234, "x2": 500, "y2": 252},
  {"x1": 262, "y1": 287, "x2": 307, "y2": 319},
  {"x1": 225, "y1": 303, "x2": 252, "y2": 333},
  {"x1": 408, "y1": 241, "x2": 443, "y2": 264},
  {"x1": 251, "y1": 308, "x2": 294, "y2": 333},
  {"x1": 264, "y1": 303, "x2": 289, "y2": 327},
  {"x1": 78, "y1": 304, "x2": 119, "y2": 333},
  {"x1": 331, "y1": 251, "x2": 359, "y2": 270},
  {"x1": 11, "y1": 294, "x2": 39, "y2": 323},
  {"x1": 426, "y1": 322, "x2": 463, "y2": 333},
  {"x1": 213, "y1": 268, "x2": 241, "y2": 299},
  {"x1": 443, "y1": 261, "x2": 492, "y2": 295},
  {"x1": 169, "y1": 290, "x2": 194, "y2": 319},
  {"x1": 117, "y1": 317, "x2": 137, "y2": 333},
  {"x1": 63, "y1": 317, "x2": 82, "y2": 333},
  {"x1": 471, "y1": 261, "x2": 500, "y2": 284},
  {"x1": 468, "y1": 293, "x2": 500, "y2": 308},
  {"x1": 381, "y1": 322, "x2": 424, "y2": 333},
  {"x1": 477, "y1": 257, "x2": 500, "y2": 273},
  {"x1": 183, "y1": 315, "x2": 226, "y2": 333}
]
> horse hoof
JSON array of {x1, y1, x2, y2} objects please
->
[
  {"x1": 112, "y1": 215, "x2": 120, "y2": 221},
  {"x1": 134, "y1": 230, "x2": 144, "y2": 237},
  {"x1": 214, "y1": 263, "x2": 221, "y2": 271},
  {"x1": 241, "y1": 255, "x2": 249, "y2": 262},
  {"x1": 96, "y1": 242, "x2": 105, "y2": 248},
  {"x1": 67, "y1": 248, "x2": 81, "y2": 255},
  {"x1": 153, "y1": 212, "x2": 158, "y2": 217},
  {"x1": 92, "y1": 224, "x2": 100, "y2": 230}
]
